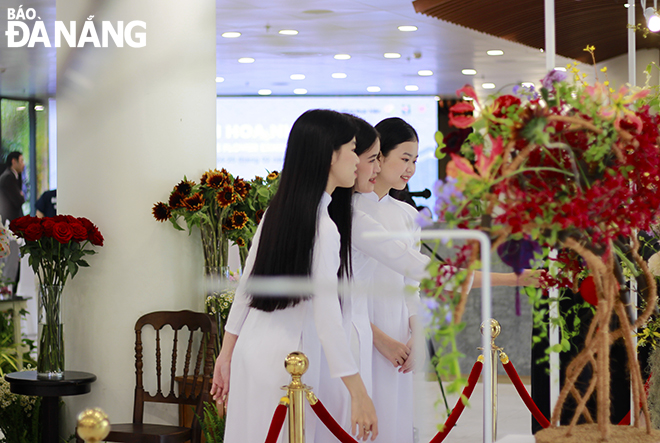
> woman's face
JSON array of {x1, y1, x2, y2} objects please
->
[
  {"x1": 354, "y1": 139, "x2": 381, "y2": 193},
  {"x1": 376, "y1": 140, "x2": 418, "y2": 191},
  {"x1": 329, "y1": 137, "x2": 359, "y2": 189}
]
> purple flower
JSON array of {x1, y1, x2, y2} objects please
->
[
  {"x1": 416, "y1": 207, "x2": 434, "y2": 228},
  {"x1": 433, "y1": 177, "x2": 464, "y2": 220},
  {"x1": 541, "y1": 69, "x2": 567, "y2": 90},
  {"x1": 513, "y1": 84, "x2": 539, "y2": 100}
]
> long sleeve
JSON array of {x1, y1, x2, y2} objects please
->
[
  {"x1": 224, "y1": 218, "x2": 264, "y2": 336},
  {"x1": 312, "y1": 204, "x2": 358, "y2": 378}
]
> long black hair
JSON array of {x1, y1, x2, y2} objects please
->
[
  {"x1": 249, "y1": 109, "x2": 357, "y2": 312},
  {"x1": 374, "y1": 117, "x2": 418, "y2": 157}
]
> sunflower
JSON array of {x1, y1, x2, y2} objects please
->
[
  {"x1": 230, "y1": 211, "x2": 248, "y2": 230},
  {"x1": 175, "y1": 179, "x2": 194, "y2": 195},
  {"x1": 234, "y1": 178, "x2": 251, "y2": 199},
  {"x1": 206, "y1": 169, "x2": 228, "y2": 189},
  {"x1": 152, "y1": 202, "x2": 171, "y2": 221},
  {"x1": 236, "y1": 237, "x2": 246, "y2": 247},
  {"x1": 256, "y1": 209, "x2": 265, "y2": 224},
  {"x1": 183, "y1": 192, "x2": 205, "y2": 211},
  {"x1": 267, "y1": 171, "x2": 279, "y2": 181},
  {"x1": 217, "y1": 185, "x2": 237, "y2": 207},
  {"x1": 169, "y1": 191, "x2": 186, "y2": 209}
]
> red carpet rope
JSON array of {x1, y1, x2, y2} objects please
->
[
  {"x1": 429, "y1": 356, "x2": 484, "y2": 443},
  {"x1": 264, "y1": 397, "x2": 289, "y2": 443},
  {"x1": 500, "y1": 352, "x2": 550, "y2": 429},
  {"x1": 617, "y1": 373, "x2": 652, "y2": 426},
  {"x1": 306, "y1": 390, "x2": 359, "y2": 443}
]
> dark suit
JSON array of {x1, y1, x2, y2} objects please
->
[{"x1": 0, "y1": 168, "x2": 24, "y2": 223}]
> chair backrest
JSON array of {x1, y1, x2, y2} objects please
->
[{"x1": 132, "y1": 310, "x2": 217, "y2": 436}]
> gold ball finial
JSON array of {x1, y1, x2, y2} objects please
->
[
  {"x1": 480, "y1": 319, "x2": 501, "y2": 340},
  {"x1": 285, "y1": 351, "x2": 309, "y2": 376},
  {"x1": 76, "y1": 407, "x2": 111, "y2": 442}
]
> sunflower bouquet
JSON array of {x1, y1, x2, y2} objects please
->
[{"x1": 152, "y1": 169, "x2": 279, "y2": 273}]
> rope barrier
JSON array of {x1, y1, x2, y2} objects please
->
[
  {"x1": 429, "y1": 356, "x2": 484, "y2": 443},
  {"x1": 264, "y1": 397, "x2": 290, "y2": 443},
  {"x1": 306, "y1": 390, "x2": 360, "y2": 443},
  {"x1": 499, "y1": 352, "x2": 550, "y2": 429}
]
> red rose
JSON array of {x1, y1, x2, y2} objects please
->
[
  {"x1": 71, "y1": 222, "x2": 88, "y2": 242},
  {"x1": 10, "y1": 215, "x2": 37, "y2": 235},
  {"x1": 493, "y1": 95, "x2": 521, "y2": 119},
  {"x1": 88, "y1": 226, "x2": 104, "y2": 246},
  {"x1": 52, "y1": 222, "x2": 74, "y2": 244},
  {"x1": 41, "y1": 219, "x2": 55, "y2": 237},
  {"x1": 24, "y1": 223, "x2": 44, "y2": 241},
  {"x1": 78, "y1": 217, "x2": 94, "y2": 231}
]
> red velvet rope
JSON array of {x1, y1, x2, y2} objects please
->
[
  {"x1": 618, "y1": 372, "x2": 652, "y2": 426},
  {"x1": 264, "y1": 403, "x2": 288, "y2": 443},
  {"x1": 429, "y1": 358, "x2": 484, "y2": 443},
  {"x1": 501, "y1": 359, "x2": 550, "y2": 428},
  {"x1": 309, "y1": 398, "x2": 359, "y2": 443}
]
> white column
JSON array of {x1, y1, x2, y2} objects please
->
[{"x1": 56, "y1": 0, "x2": 215, "y2": 434}]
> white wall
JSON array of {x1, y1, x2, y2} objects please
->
[
  {"x1": 56, "y1": 0, "x2": 215, "y2": 434},
  {"x1": 596, "y1": 48, "x2": 660, "y2": 87}
]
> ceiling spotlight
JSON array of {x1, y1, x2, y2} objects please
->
[
  {"x1": 624, "y1": 3, "x2": 630, "y2": 7},
  {"x1": 332, "y1": 73, "x2": 347, "y2": 79},
  {"x1": 334, "y1": 54, "x2": 351, "y2": 60},
  {"x1": 418, "y1": 70, "x2": 433, "y2": 76},
  {"x1": 258, "y1": 89, "x2": 272, "y2": 96},
  {"x1": 398, "y1": 25, "x2": 418, "y2": 32},
  {"x1": 238, "y1": 57, "x2": 255, "y2": 63},
  {"x1": 367, "y1": 86, "x2": 381, "y2": 93},
  {"x1": 279, "y1": 29, "x2": 299, "y2": 35},
  {"x1": 384, "y1": 53, "x2": 401, "y2": 59},
  {"x1": 405, "y1": 85, "x2": 419, "y2": 91},
  {"x1": 290, "y1": 74, "x2": 306, "y2": 80},
  {"x1": 482, "y1": 83, "x2": 496, "y2": 89},
  {"x1": 222, "y1": 32, "x2": 241, "y2": 38},
  {"x1": 294, "y1": 88, "x2": 308, "y2": 95},
  {"x1": 215, "y1": 77, "x2": 225, "y2": 83},
  {"x1": 487, "y1": 50, "x2": 504, "y2": 56},
  {"x1": 645, "y1": 7, "x2": 660, "y2": 32},
  {"x1": 462, "y1": 69, "x2": 477, "y2": 75}
]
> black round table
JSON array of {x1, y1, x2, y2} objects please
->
[{"x1": 5, "y1": 370, "x2": 97, "y2": 443}]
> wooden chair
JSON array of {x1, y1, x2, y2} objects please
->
[{"x1": 78, "y1": 310, "x2": 217, "y2": 443}]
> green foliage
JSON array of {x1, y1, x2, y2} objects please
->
[
  {"x1": 196, "y1": 401, "x2": 225, "y2": 443},
  {"x1": 0, "y1": 368, "x2": 40, "y2": 443},
  {"x1": 0, "y1": 309, "x2": 36, "y2": 376}
]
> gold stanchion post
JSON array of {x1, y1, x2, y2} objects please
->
[
  {"x1": 480, "y1": 319, "x2": 502, "y2": 443},
  {"x1": 284, "y1": 351, "x2": 309, "y2": 443},
  {"x1": 76, "y1": 408, "x2": 111, "y2": 443}
]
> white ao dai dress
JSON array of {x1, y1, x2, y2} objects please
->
[{"x1": 223, "y1": 192, "x2": 358, "y2": 443}]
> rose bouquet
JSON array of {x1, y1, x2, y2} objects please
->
[{"x1": 9, "y1": 215, "x2": 104, "y2": 378}]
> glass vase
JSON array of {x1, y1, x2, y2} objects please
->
[
  {"x1": 37, "y1": 285, "x2": 64, "y2": 379},
  {"x1": 200, "y1": 223, "x2": 229, "y2": 278}
]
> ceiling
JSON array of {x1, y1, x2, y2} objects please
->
[{"x1": 0, "y1": 0, "x2": 645, "y2": 100}]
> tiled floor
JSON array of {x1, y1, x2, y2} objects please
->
[{"x1": 416, "y1": 376, "x2": 534, "y2": 443}]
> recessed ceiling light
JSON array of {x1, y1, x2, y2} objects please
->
[
  {"x1": 487, "y1": 50, "x2": 504, "y2": 56},
  {"x1": 215, "y1": 77, "x2": 225, "y2": 83},
  {"x1": 238, "y1": 57, "x2": 255, "y2": 64},
  {"x1": 367, "y1": 86, "x2": 381, "y2": 93},
  {"x1": 540, "y1": 48, "x2": 544, "y2": 53},
  {"x1": 384, "y1": 53, "x2": 401, "y2": 59},
  {"x1": 418, "y1": 70, "x2": 433, "y2": 76},
  {"x1": 435, "y1": 96, "x2": 441, "y2": 101},
  {"x1": 521, "y1": 82, "x2": 535, "y2": 88},
  {"x1": 258, "y1": 89, "x2": 272, "y2": 96},
  {"x1": 332, "y1": 73, "x2": 347, "y2": 79},
  {"x1": 294, "y1": 88, "x2": 308, "y2": 95},
  {"x1": 482, "y1": 82, "x2": 496, "y2": 89},
  {"x1": 222, "y1": 32, "x2": 241, "y2": 38},
  {"x1": 290, "y1": 74, "x2": 306, "y2": 80},
  {"x1": 279, "y1": 29, "x2": 298, "y2": 35},
  {"x1": 624, "y1": 3, "x2": 630, "y2": 7},
  {"x1": 463, "y1": 97, "x2": 474, "y2": 101},
  {"x1": 334, "y1": 54, "x2": 351, "y2": 60},
  {"x1": 34, "y1": 105, "x2": 44, "y2": 111},
  {"x1": 398, "y1": 25, "x2": 418, "y2": 32},
  {"x1": 405, "y1": 85, "x2": 419, "y2": 92},
  {"x1": 554, "y1": 67, "x2": 567, "y2": 71},
  {"x1": 462, "y1": 69, "x2": 477, "y2": 75},
  {"x1": 16, "y1": 106, "x2": 26, "y2": 111}
]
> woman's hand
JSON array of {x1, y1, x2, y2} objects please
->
[
  {"x1": 342, "y1": 373, "x2": 379, "y2": 441},
  {"x1": 210, "y1": 332, "x2": 238, "y2": 415},
  {"x1": 399, "y1": 336, "x2": 416, "y2": 373},
  {"x1": 518, "y1": 269, "x2": 543, "y2": 287},
  {"x1": 372, "y1": 323, "x2": 410, "y2": 368}
]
